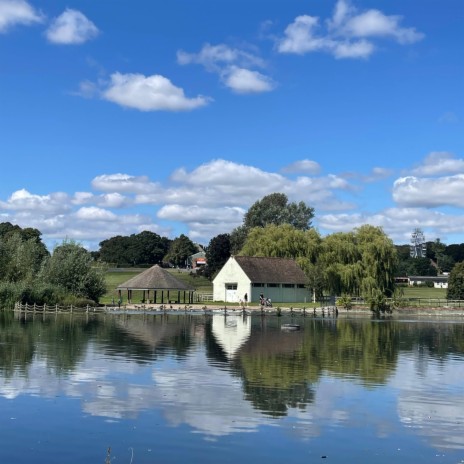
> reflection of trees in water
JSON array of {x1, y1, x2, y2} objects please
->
[
  {"x1": 0, "y1": 312, "x2": 100, "y2": 377},
  {"x1": 398, "y1": 321, "x2": 464, "y2": 358},
  {"x1": 0, "y1": 311, "x2": 35, "y2": 378}
]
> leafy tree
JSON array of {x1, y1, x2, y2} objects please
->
[
  {"x1": 165, "y1": 234, "x2": 197, "y2": 267},
  {"x1": 244, "y1": 193, "x2": 314, "y2": 230},
  {"x1": 230, "y1": 225, "x2": 249, "y2": 255},
  {"x1": 0, "y1": 232, "x2": 48, "y2": 283},
  {"x1": 445, "y1": 243, "x2": 464, "y2": 263},
  {"x1": 205, "y1": 233, "x2": 231, "y2": 277},
  {"x1": 240, "y1": 224, "x2": 320, "y2": 260},
  {"x1": 318, "y1": 225, "x2": 397, "y2": 303},
  {"x1": 447, "y1": 261, "x2": 464, "y2": 300},
  {"x1": 230, "y1": 193, "x2": 315, "y2": 254},
  {"x1": 98, "y1": 231, "x2": 171, "y2": 266},
  {"x1": 40, "y1": 240, "x2": 106, "y2": 302}
]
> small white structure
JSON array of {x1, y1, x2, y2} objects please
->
[
  {"x1": 213, "y1": 256, "x2": 309, "y2": 303},
  {"x1": 408, "y1": 275, "x2": 449, "y2": 289}
]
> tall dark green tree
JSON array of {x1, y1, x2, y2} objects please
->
[
  {"x1": 205, "y1": 233, "x2": 231, "y2": 277},
  {"x1": 243, "y1": 193, "x2": 314, "y2": 230},
  {"x1": 447, "y1": 262, "x2": 464, "y2": 300},
  {"x1": 230, "y1": 193, "x2": 315, "y2": 254},
  {"x1": 165, "y1": 234, "x2": 197, "y2": 267}
]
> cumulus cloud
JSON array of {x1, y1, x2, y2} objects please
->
[
  {"x1": 45, "y1": 9, "x2": 99, "y2": 44},
  {"x1": 277, "y1": 0, "x2": 423, "y2": 59},
  {"x1": 222, "y1": 67, "x2": 275, "y2": 94},
  {"x1": 393, "y1": 175, "x2": 464, "y2": 208},
  {"x1": 101, "y1": 72, "x2": 210, "y2": 111},
  {"x1": 178, "y1": 43, "x2": 275, "y2": 94},
  {"x1": 0, "y1": 0, "x2": 43, "y2": 33},
  {"x1": 319, "y1": 207, "x2": 464, "y2": 243},
  {"x1": 410, "y1": 152, "x2": 464, "y2": 177},
  {"x1": 0, "y1": 189, "x2": 70, "y2": 213},
  {"x1": 282, "y1": 159, "x2": 321, "y2": 175}
]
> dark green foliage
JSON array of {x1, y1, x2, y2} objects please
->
[
  {"x1": 0, "y1": 281, "x2": 65, "y2": 308},
  {"x1": 447, "y1": 261, "x2": 464, "y2": 300},
  {"x1": 205, "y1": 233, "x2": 231, "y2": 278},
  {"x1": 40, "y1": 240, "x2": 107, "y2": 303},
  {"x1": 230, "y1": 193, "x2": 315, "y2": 254},
  {"x1": 244, "y1": 193, "x2": 314, "y2": 230},
  {"x1": 98, "y1": 231, "x2": 171, "y2": 266},
  {"x1": 165, "y1": 234, "x2": 197, "y2": 267}
]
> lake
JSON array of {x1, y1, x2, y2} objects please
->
[{"x1": 0, "y1": 310, "x2": 463, "y2": 464}]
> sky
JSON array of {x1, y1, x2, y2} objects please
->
[{"x1": 0, "y1": 0, "x2": 463, "y2": 251}]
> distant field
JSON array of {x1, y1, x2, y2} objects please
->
[
  {"x1": 401, "y1": 286, "x2": 447, "y2": 299},
  {"x1": 102, "y1": 268, "x2": 213, "y2": 304}
]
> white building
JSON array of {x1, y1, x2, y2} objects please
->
[
  {"x1": 213, "y1": 256, "x2": 309, "y2": 303},
  {"x1": 408, "y1": 275, "x2": 449, "y2": 289}
]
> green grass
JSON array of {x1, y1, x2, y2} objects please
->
[
  {"x1": 101, "y1": 269, "x2": 213, "y2": 305},
  {"x1": 401, "y1": 286, "x2": 447, "y2": 299}
]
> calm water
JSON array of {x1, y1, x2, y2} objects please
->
[{"x1": 0, "y1": 311, "x2": 463, "y2": 464}]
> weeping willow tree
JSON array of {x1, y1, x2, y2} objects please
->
[
  {"x1": 240, "y1": 224, "x2": 321, "y2": 261},
  {"x1": 240, "y1": 223, "x2": 397, "y2": 308},
  {"x1": 319, "y1": 225, "x2": 397, "y2": 308}
]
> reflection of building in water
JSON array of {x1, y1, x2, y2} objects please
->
[{"x1": 211, "y1": 315, "x2": 251, "y2": 359}]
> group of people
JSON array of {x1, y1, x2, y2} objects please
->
[
  {"x1": 239, "y1": 292, "x2": 272, "y2": 307},
  {"x1": 259, "y1": 293, "x2": 272, "y2": 307}
]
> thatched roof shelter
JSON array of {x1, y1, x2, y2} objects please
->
[{"x1": 116, "y1": 265, "x2": 194, "y2": 305}]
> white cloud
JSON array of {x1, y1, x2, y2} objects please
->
[
  {"x1": 318, "y1": 207, "x2": 464, "y2": 243},
  {"x1": 158, "y1": 204, "x2": 244, "y2": 223},
  {"x1": 282, "y1": 159, "x2": 321, "y2": 175},
  {"x1": 102, "y1": 72, "x2": 210, "y2": 111},
  {"x1": 277, "y1": 0, "x2": 423, "y2": 59},
  {"x1": 74, "y1": 206, "x2": 117, "y2": 221},
  {"x1": 0, "y1": 0, "x2": 43, "y2": 33},
  {"x1": 393, "y1": 175, "x2": 464, "y2": 208},
  {"x1": 177, "y1": 43, "x2": 265, "y2": 71},
  {"x1": 0, "y1": 189, "x2": 69, "y2": 213},
  {"x1": 362, "y1": 166, "x2": 394, "y2": 183},
  {"x1": 333, "y1": 39, "x2": 374, "y2": 59},
  {"x1": 222, "y1": 67, "x2": 275, "y2": 94},
  {"x1": 91, "y1": 173, "x2": 160, "y2": 194},
  {"x1": 178, "y1": 43, "x2": 275, "y2": 95},
  {"x1": 45, "y1": 9, "x2": 98, "y2": 44},
  {"x1": 410, "y1": 152, "x2": 464, "y2": 176},
  {"x1": 277, "y1": 15, "x2": 332, "y2": 55},
  {"x1": 341, "y1": 7, "x2": 424, "y2": 44}
]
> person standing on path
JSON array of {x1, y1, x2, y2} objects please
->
[{"x1": 244, "y1": 293, "x2": 248, "y2": 307}]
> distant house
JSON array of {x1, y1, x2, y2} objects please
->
[
  {"x1": 189, "y1": 251, "x2": 207, "y2": 269},
  {"x1": 213, "y1": 256, "x2": 309, "y2": 303},
  {"x1": 408, "y1": 275, "x2": 448, "y2": 289}
]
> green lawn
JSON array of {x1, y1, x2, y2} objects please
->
[
  {"x1": 401, "y1": 286, "x2": 447, "y2": 299},
  {"x1": 101, "y1": 268, "x2": 213, "y2": 305}
]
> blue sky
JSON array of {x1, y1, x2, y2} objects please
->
[{"x1": 0, "y1": 0, "x2": 462, "y2": 250}]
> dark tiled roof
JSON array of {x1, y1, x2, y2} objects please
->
[
  {"x1": 234, "y1": 256, "x2": 306, "y2": 284},
  {"x1": 117, "y1": 265, "x2": 193, "y2": 290}
]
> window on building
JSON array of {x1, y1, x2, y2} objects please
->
[
  {"x1": 226, "y1": 283, "x2": 237, "y2": 290},
  {"x1": 252, "y1": 283, "x2": 264, "y2": 287},
  {"x1": 282, "y1": 284, "x2": 295, "y2": 288},
  {"x1": 267, "y1": 283, "x2": 279, "y2": 288},
  {"x1": 297, "y1": 284, "x2": 306, "y2": 288}
]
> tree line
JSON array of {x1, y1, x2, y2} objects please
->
[
  {"x1": 3, "y1": 191, "x2": 464, "y2": 308},
  {"x1": 0, "y1": 222, "x2": 106, "y2": 308}
]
